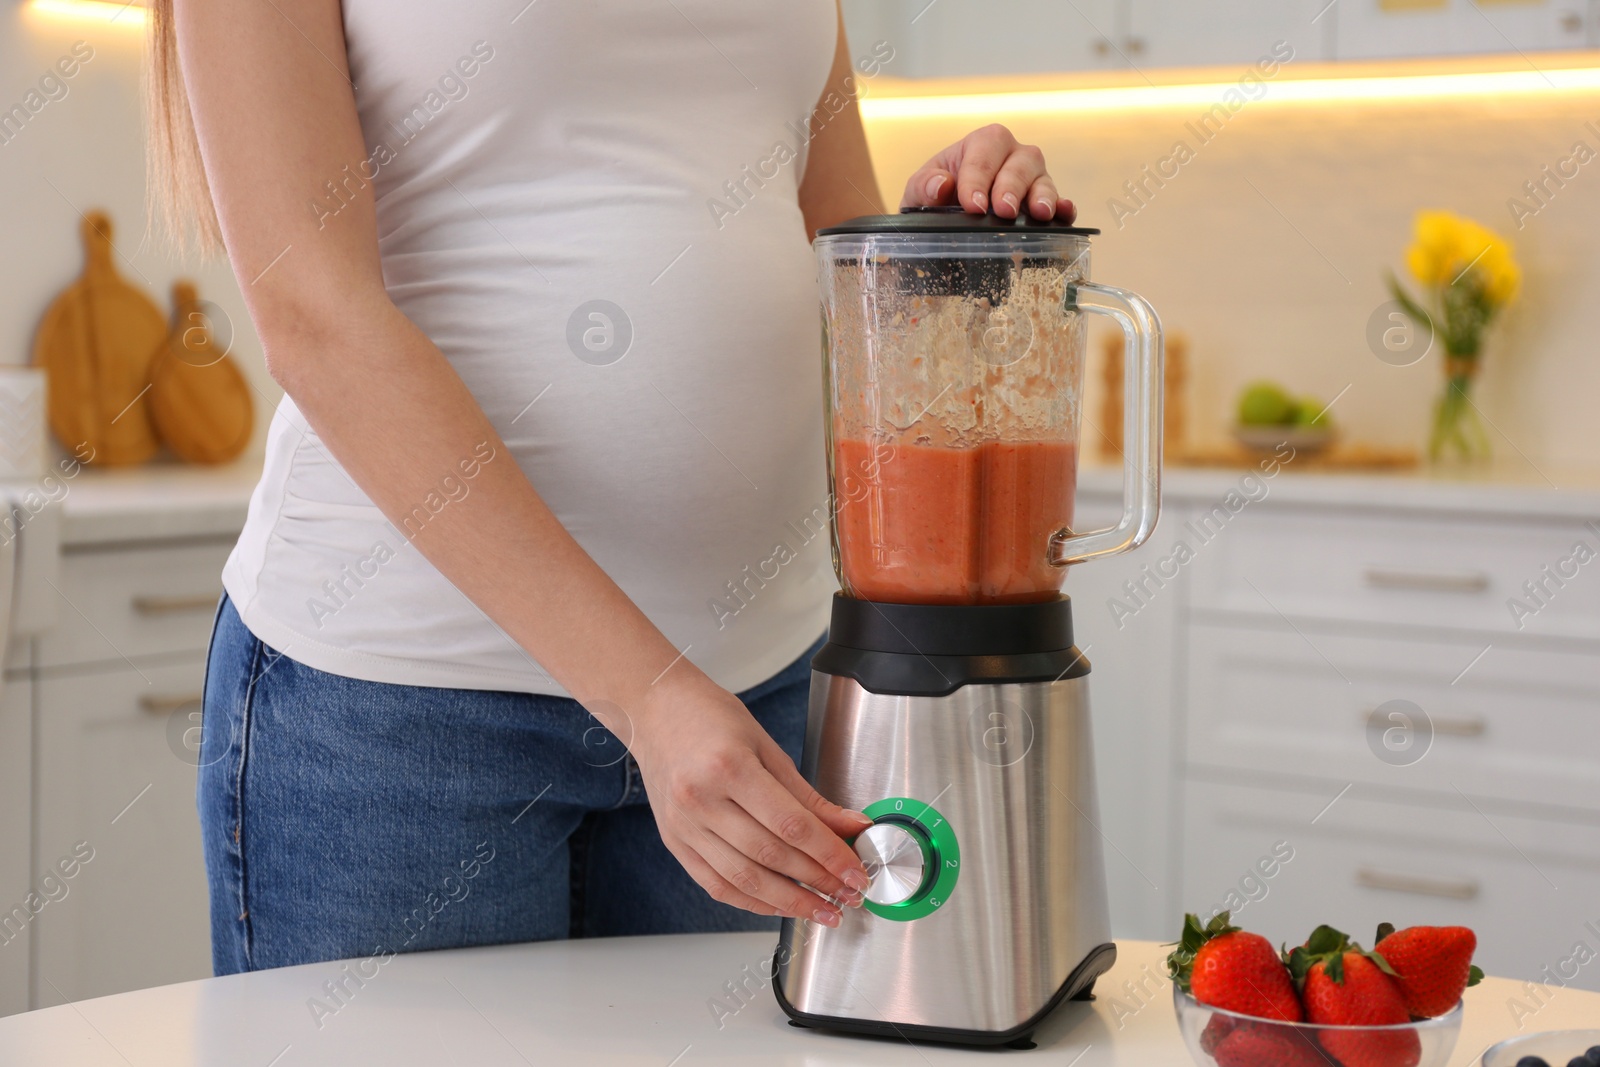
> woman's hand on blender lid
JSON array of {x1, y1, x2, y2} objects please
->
[{"x1": 901, "y1": 123, "x2": 1076, "y2": 223}]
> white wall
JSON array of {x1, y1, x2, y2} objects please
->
[
  {"x1": 860, "y1": 89, "x2": 1600, "y2": 472},
  {"x1": 6, "y1": 5, "x2": 1597, "y2": 473},
  {"x1": 0, "y1": 6, "x2": 277, "y2": 462}
]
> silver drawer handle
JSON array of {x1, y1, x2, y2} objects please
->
[
  {"x1": 132, "y1": 594, "x2": 219, "y2": 616},
  {"x1": 1362, "y1": 708, "x2": 1486, "y2": 739},
  {"x1": 1355, "y1": 867, "x2": 1480, "y2": 900},
  {"x1": 1363, "y1": 568, "x2": 1490, "y2": 594},
  {"x1": 139, "y1": 694, "x2": 203, "y2": 715},
  {"x1": 1433, "y1": 716, "x2": 1487, "y2": 738}
]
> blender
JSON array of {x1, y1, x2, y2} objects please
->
[{"x1": 772, "y1": 207, "x2": 1162, "y2": 1046}]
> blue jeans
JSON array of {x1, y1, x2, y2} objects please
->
[{"x1": 198, "y1": 593, "x2": 821, "y2": 975}]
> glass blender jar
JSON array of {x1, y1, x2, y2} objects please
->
[{"x1": 817, "y1": 206, "x2": 1161, "y2": 605}]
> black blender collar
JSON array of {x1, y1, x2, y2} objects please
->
[{"x1": 816, "y1": 205, "x2": 1100, "y2": 237}]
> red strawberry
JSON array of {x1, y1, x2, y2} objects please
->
[
  {"x1": 1213, "y1": 1022, "x2": 1328, "y2": 1067},
  {"x1": 1200, "y1": 1015, "x2": 1238, "y2": 1055},
  {"x1": 1168, "y1": 912, "x2": 1304, "y2": 1022},
  {"x1": 1319, "y1": 1027, "x2": 1421, "y2": 1067},
  {"x1": 1286, "y1": 925, "x2": 1420, "y2": 1067},
  {"x1": 1302, "y1": 952, "x2": 1410, "y2": 1025},
  {"x1": 1372, "y1": 923, "x2": 1481, "y2": 1018}
]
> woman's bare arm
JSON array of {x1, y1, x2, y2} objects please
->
[
  {"x1": 801, "y1": 4, "x2": 1076, "y2": 233},
  {"x1": 797, "y1": 7, "x2": 884, "y2": 237},
  {"x1": 175, "y1": 0, "x2": 868, "y2": 922}
]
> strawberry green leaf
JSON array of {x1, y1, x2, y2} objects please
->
[
  {"x1": 1368, "y1": 951, "x2": 1399, "y2": 977},
  {"x1": 1283, "y1": 945, "x2": 1314, "y2": 987},
  {"x1": 1285, "y1": 925, "x2": 1374, "y2": 988},
  {"x1": 1165, "y1": 911, "x2": 1240, "y2": 992},
  {"x1": 1304, "y1": 925, "x2": 1351, "y2": 957},
  {"x1": 1467, "y1": 965, "x2": 1484, "y2": 987},
  {"x1": 1165, "y1": 944, "x2": 1194, "y2": 991}
]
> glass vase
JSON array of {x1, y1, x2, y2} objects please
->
[{"x1": 1428, "y1": 356, "x2": 1490, "y2": 464}]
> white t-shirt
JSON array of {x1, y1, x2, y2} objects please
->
[{"x1": 223, "y1": 0, "x2": 841, "y2": 695}]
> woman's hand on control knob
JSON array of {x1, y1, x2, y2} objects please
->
[
  {"x1": 627, "y1": 668, "x2": 873, "y2": 925},
  {"x1": 902, "y1": 123, "x2": 1076, "y2": 223}
]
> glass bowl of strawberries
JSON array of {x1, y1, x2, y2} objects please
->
[
  {"x1": 1168, "y1": 913, "x2": 1478, "y2": 1067},
  {"x1": 1174, "y1": 989, "x2": 1464, "y2": 1067}
]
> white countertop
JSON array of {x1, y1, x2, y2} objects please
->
[
  {"x1": 1080, "y1": 459, "x2": 1600, "y2": 522},
  {"x1": 39, "y1": 453, "x2": 1600, "y2": 551},
  {"x1": 55, "y1": 461, "x2": 260, "y2": 548},
  {"x1": 0, "y1": 936, "x2": 1594, "y2": 1065}
]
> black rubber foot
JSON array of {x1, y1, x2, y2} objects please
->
[
  {"x1": 1005, "y1": 1033, "x2": 1037, "y2": 1050},
  {"x1": 1071, "y1": 977, "x2": 1098, "y2": 1002}
]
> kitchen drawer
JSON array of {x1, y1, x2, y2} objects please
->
[
  {"x1": 37, "y1": 540, "x2": 230, "y2": 669},
  {"x1": 1181, "y1": 778, "x2": 1600, "y2": 991},
  {"x1": 1187, "y1": 508, "x2": 1600, "y2": 640},
  {"x1": 1187, "y1": 622, "x2": 1600, "y2": 814},
  {"x1": 33, "y1": 660, "x2": 211, "y2": 1005}
]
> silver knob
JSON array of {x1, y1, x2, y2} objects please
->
[{"x1": 854, "y1": 823, "x2": 927, "y2": 906}]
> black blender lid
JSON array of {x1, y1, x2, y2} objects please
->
[{"x1": 816, "y1": 205, "x2": 1100, "y2": 237}]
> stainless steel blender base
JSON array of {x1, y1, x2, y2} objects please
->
[{"x1": 774, "y1": 671, "x2": 1115, "y2": 1044}]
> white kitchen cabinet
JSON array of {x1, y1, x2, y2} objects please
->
[
  {"x1": 843, "y1": 0, "x2": 1125, "y2": 78},
  {"x1": 843, "y1": 0, "x2": 1328, "y2": 79},
  {"x1": 0, "y1": 667, "x2": 32, "y2": 1018},
  {"x1": 1187, "y1": 506, "x2": 1600, "y2": 641},
  {"x1": 0, "y1": 465, "x2": 255, "y2": 1017},
  {"x1": 1332, "y1": 0, "x2": 1596, "y2": 60},
  {"x1": 31, "y1": 657, "x2": 212, "y2": 1008},
  {"x1": 1125, "y1": 465, "x2": 1600, "y2": 992},
  {"x1": 1183, "y1": 778, "x2": 1600, "y2": 990},
  {"x1": 1123, "y1": 0, "x2": 1326, "y2": 69},
  {"x1": 26, "y1": 532, "x2": 227, "y2": 1009},
  {"x1": 1185, "y1": 621, "x2": 1600, "y2": 815},
  {"x1": 37, "y1": 541, "x2": 229, "y2": 670},
  {"x1": 843, "y1": 0, "x2": 1595, "y2": 78},
  {"x1": 1062, "y1": 492, "x2": 1185, "y2": 943}
]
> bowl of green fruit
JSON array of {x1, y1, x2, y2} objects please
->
[{"x1": 1233, "y1": 380, "x2": 1337, "y2": 455}]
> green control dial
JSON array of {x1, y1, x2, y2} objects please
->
[{"x1": 852, "y1": 797, "x2": 960, "y2": 922}]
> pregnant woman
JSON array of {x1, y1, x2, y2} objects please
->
[{"x1": 152, "y1": 0, "x2": 1078, "y2": 972}]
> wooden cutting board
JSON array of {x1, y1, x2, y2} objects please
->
[
  {"x1": 148, "y1": 281, "x2": 253, "y2": 464},
  {"x1": 1172, "y1": 441, "x2": 1420, "y2": 470},
  {"x1": 31, "y1": 212, "x2": 164, "y2": 466}
]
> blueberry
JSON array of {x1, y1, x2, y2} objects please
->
[
  {"x1": 1514, "y1": 1057, "x2": 1549, "y2": 1067},
  {"x1": 1570, "y1": 1058, "x2": 1592, "y2": 1067},
  {"x1": 1585, "y1": 1048, "x2": 1600, "y2": 1066}
]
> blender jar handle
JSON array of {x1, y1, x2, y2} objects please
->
[{"x1": 1050, "y1": 280, "x2": 1163, "y2": 566}]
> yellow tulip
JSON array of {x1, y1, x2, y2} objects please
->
[{"x1": 1405, "y1": 210, "x2": 1520, "y2": 308}]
